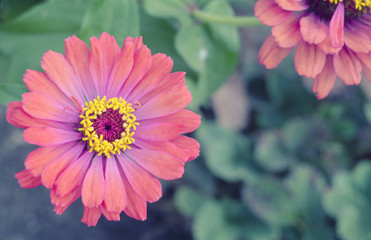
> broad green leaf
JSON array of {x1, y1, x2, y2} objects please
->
[
  {"x1": 0, "y1": 0, "x2": 89, "y2": 33},
  {"x1": 193, "y1": 201, "x2": 240, "y2": 240},
  {"x1": 323, "y1": 161, "x2": 371, "y2": 240},
  {"x1": 79, "y1": 0, "x2": 139, "y2": 44},
  {"x1": 255, "y1": 131, "x2": 293, "y2": 172},
  {"x1": 175, "y1": 21, "x2": 205, "y2": 73},
  {"x1": 193, "y1": 199, "x2": 277, "y2": 240},
  {"x1": 197, "y1": 122, "x2": 252, "y2": 182},
  {"x1": 142, "y1": 0, "x2": 193, "y2": 22},
  {"x1": 243, "y1": 176, "x2": 296, "y2": 227},
  {"x1": 174, "y1": 186, "x2": 208, "y2": 218},
  {"x1": 203, "y1": 0, "x2": 240, "y2": 52}
]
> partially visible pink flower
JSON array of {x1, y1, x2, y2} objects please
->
[
  {"x1": 255, "y1": 0, "x2": 371, "y2": 99},
  {"x1": 7, "y1": 33, "x2": 201, "y2": 226}
]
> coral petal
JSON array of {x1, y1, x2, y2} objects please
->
[
  {"x1": 255, "y1": 0, "x2": 291, "y2": 26},
  {"x1": 15, "y1": 169, "x2": 42, "y2": 188},
  {"x1": 300, "y1": 13, "x2": 328, "y2": 44},
  {"x1": 104, "y1": 157, "x2": 126, "y2": 212},
  {"x1": 329, "y1": 3, "x2": 344, "y2": 48},
  {"x1": 25, "y1": 143, "x2": 75, "y2": 177},
  {"x1": 259, "y1": 35, "x2": 293, "y2": 69},
  {"x1": 23, "y1": 127, "x2": 81, "y2": 146},
  {"x1": 81, "y1": 206, "x2": 102, "y2": 227},
  {"x1": 275, "y1": 0, "x2": 307, "y2": 11},
  {"x1": 313, "y1": 56, "x2": 336, "y2": 99},
  {"x1": 294, "y1": 41, "x2": 326, "y2": 78},
  {"x1": 117, "y1": 154, "x2": 162, "y2": 203},
  {"x1": 65, "y1": 36, "x2": 95, "y2": 100},
  {"x1": 90, "y1": 37, "x2": 109, "y2": 96},
  {"x1": 127, "y1": 148, "x2": 184, "y2": 180},
  {"x1": 272, "y1": 13, "x2": 302, "y2": 48},
  {"x1": 54, "y1": 151, "x2": 92, "y2": 197},
  {"x1": 334, "y1": 48, "x2": 362, "y2": 85},
  {"x1": 135, "y1": 86, "x2": 192, "y2": 120},
  {"x1": 121, "y1": 173, "x2": 147, "y2": 221},
  {"x1": 41, "y1": 143, "x2": 84, "y2": 188},
  {"x1": 81, "y1": 155, "x2": 106, "y2": 208}
]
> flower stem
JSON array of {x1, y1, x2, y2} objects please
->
[{"x1": 192, "y1": 9, "x2": 262, "y2": 27}]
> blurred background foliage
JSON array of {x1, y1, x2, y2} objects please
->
[{"x1": 2, "y1": 0, "x2": 371, "y2": 239}]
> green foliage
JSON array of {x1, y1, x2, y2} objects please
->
[
  {"x1": 3, "y1": 1, "x2": 371, "y2": 240},
  {"x1": 323, "y1": 161, "x2": 371, "y2": 240}
]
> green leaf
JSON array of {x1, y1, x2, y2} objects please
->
[
  {"x1": 0, "y1": 0, "x2": 89, "y2": 33},
  {"x1": 174, "y1": 186, "x2": 208, "y2": 218},
  {"x1": 243, "y1": 176, "x2": 296, "y2": 227},
  {"x1": 193, "y1": 199, "x2": 276, "y2": 240},
  {"x1": 197, "y1": 122, "x2": 252, "y2": 182},
  {"x1": 79, "y1": 0, "x2": 139, "y2": 44},
  {"x1": 202, "y1": 0, "x2": 240, "y2": 52},
  {"x1": 175, "y1": 21, "x2": 205, "y2": 73},
  {"x1": 194, "y1": 200, "x2": 240, "y2": 240},
  {"x1": 255, "y1": 131, "x2": 293, "y2": 172},
  {"x1": 323, "y1": 161, "x2": 371, "y2": 240},
  {"x1": 142, "y1": 0, "x2": 193, "y2": 22}
]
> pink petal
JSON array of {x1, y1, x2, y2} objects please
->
[
  {"x1": 135, "y1": 121, "x2": 189, "y2": 141},
  {"x1": 117, "y1": 154, "x2": 162, "y2": 203},
  {"x1": 170, "y1": 135, "x2": 200, "y2": 161},
  {"x1": 41, "y1": 143, "x2": 84, "y2": 188},
  {"x1": 255, "y1": 0, "x2": 292, "y2": 26},
  {"x1": 99, "y1": 32, "x2": 121, "y2": 73},
  {"x1": 329, "y1": 3, "x2": 344, "y2": 48},
  {"x1": 139, "y1": 72, "x2": 186, "y2": 105},
  {"x1": 300, "y1": 13, "x2": 328, "y2": 44},
  {"x1": 89, "y1": 37, "x2": 109, "y2": 96},
  {"x1": 65, "y1": 36, "x2": 95, "y2": 100},
  {"x1": 294, "y1": 41, "x2": 326, "y2": 78},
  {"x1": 23, "y1": 70, "x2": 75, "y2": 108},
  {"x1": 22, "y1": 92, "x2": 79, "y2": 122},
  {"x1": 81, "y1": 155, "x2": 106, "y2": 208},
  {"x1": 104, "y1": 157, "x2": 126, "y2": 212},
  {"x1": 106, "y1": 41, "x2": 135, "y2": 98},
  {"x1": 54, "y1": 151, "x2": 92, "y2": 197},
  {"x1": 25, "y1": 143, "x2": 75, "y2": 177},
  {"x1": 15, "y1": 169, "x2": 42, "y2": 188},
  {"x1": 138, "y1": 109, "x2": 201, "y2": 134},
  {"x1": 135, "y1": 86, "x2": 192, "y2": 120},
  {"x1": 357, "y1": 51, "x2": 371, "y2": 71},
  {"x1": 6, "y1": 102, "x2": 54, "y2": 129},
  {"x1": 50, "y1": 187, "x2": 80, "y2": 215},
  {"x1": 275, "y1": 0, "x2": 308, "y2": 11},
  {"x1": 119, "y1": 46, "x2": 152, "y2": 98},
  {"x1": 127, "y1": 54, "x2": 174, "y2": 102},
  {"x1": 41, "y1": 50, "x2": 85, "y2": 105},
  {"x1": 123, "y1": 36, "x2": 144, "y2": 50},
  {"x1": 344, "y1": 25, "x2": 371, "y2": 53},
  {"x1": 81, "y1": 206, "x2": 102, "y2": 227},
  {"x1": 126, "y1": 148, "x2": 184, "y2": 180},
  {"x1": 318, "y1": 34, "x2": 342, "y2": 54},
  {"x1": 363, "y1": 64, "x2": 371, "y2": 82},
  {"x1": 121, "y1": 173, "x2": 147, "y2": 220},
  {"x1": 100, "y1": 205, "x2": 120, "y2": 221},
  {"x1": 23, "y1": 127, "x2": 81, "y2": 146},
  {"x1": 272, "y1": 13, "x2": 302, "y2": 48},
  {"x1": 135, "y1": 135, "x2": 200, "y2": 163},
  {"x1": 334, "y1": 48, "x2": 362, "y2": 85},
  {"x1": 312, "y1": 56, "x2": 337, "y2": 99},
  {"x1": 259, "y1": 35, "x2": 293, "y2": 69}
]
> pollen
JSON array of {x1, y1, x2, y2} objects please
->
[{"x1": 78, "y1": 96, "x2": 139, "y2": 158}]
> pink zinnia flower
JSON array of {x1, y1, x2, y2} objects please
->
[
  {"x1": 255, "y1": 0, "x2": 371, "y2": 99},
  {"x1": 6, "y1": 32, "x2": 200, "y2": 226}
]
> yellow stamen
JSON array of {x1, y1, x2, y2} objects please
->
[{"x1": 78, "y1": 96, "x2": 139, "y2": 158}]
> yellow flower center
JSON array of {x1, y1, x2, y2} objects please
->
[{"x1": 78, "y1": 96, "x2": 139, "y2": 158}]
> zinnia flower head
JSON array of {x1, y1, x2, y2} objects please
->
[
  {"x1": 6, "y1": 32, "x2": 201, "y2": 226},
  {"x1": 255, "y1": 0, "x2": 371, "y2": 99}
]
